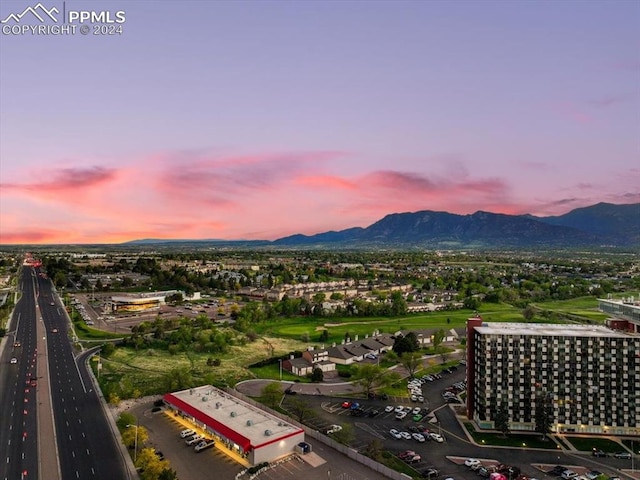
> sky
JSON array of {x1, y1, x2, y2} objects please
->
[{"x1": 0, "y1": 0, "x2": 638, "y2": 245}]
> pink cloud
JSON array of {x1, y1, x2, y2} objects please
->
[{"x1": 1, "y1": 166, "x2": 118, "y2": 194}]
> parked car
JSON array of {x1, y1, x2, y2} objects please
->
[
  {"x1": 180, "y1": 429, "x2": 196, "y2": 438},
  {"x1": 422, "y1": 468, "x2": 439, "y2": 478},
  {"x1": 398, "y1": 450, "x2": 417, "y2": 459},
  {"x1": 394, "y1": 405, "x2": 405, "y2": 413},
  {"x1": 561, "y1": 470, "x2": 578, "y2": 480},
  {"x1": 389, "y1": 429, "x2": 402, "y2": 439},
  {"x1": 547, "y1": 466, "x2": 568, "y2": 476},
  {"x1": 465, "y1": 459, "x2": 481, "y2": 468},
  {"x1": 412, "y1": 433, "x2": 426, "y2": 443},
  {"x1": 194, "y1": 439, "x2": 215, "y2": 452},
  {"x1": 585, "y1": 471, "x2": 601, "y2": 480},
  {"x1": 400, "y1": 431, "x2": 412, "y2": 440},
  {"x1": 341, "y1": 401, "x2": 352, "y2": 408},
  {"x1": 186, "y1": 434, "x2": 204, "y2": 446},
  {"x1": 385, "y1": 405, "x2": 395, "y2": 413},
  {"x1": 592, "y1": 450, "x2": 608, "y2": 457},
  {"x1": 326, "y1": 425, "x2": 342, "y2": 434},
  {"x1": 613, "y1": 452, "x2": 631, "y2": 459},
  {"x1": 395, "y1": 411, "x2": 408, "y2": 420},
  {"x1": 404, "y1": 454, "x2": 422, "y2": 463},
  {"x1": 429, "y1": 433, "x2": 444, "y2": 443}
]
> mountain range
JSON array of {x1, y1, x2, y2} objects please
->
[{"x1": 128, "y1": 202, "x2": 639, "y2": 249}]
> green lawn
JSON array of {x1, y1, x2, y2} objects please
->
[
  {"x1": 254, "y1": 304, "x2": 526, "y2": 344},
  {"x1": 621, "y1": 439, "x2": 640, "y2": 453},
  {"x1": 248, "y1": 363, "x2": 311, "y2": 383},
  {"x1": 463, "y1": 423, "x2": 560, "y2": 449},
  {"x1": 565, "y1": 436, "x2": 624, "y2": 452}
]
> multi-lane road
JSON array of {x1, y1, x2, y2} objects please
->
[{"x1": 0, "y1": 266, "x2": 129, "y2": 480}]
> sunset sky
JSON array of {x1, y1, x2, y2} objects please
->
[{"x1": 1, "y1": 0, "x2": 638, "y2": 244}]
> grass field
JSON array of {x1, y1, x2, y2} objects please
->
[
  {"x1": 463, "y1": 423, "x2": 560, "y2": 449},
  {"x1": 254, "y1": 304, "x2": 526, "y2": 344},
  {"x1": 532, "y1": 297, "x2": 608, "y2": 322},
  {"x1": 98, "y1": 336, "x2": 310, "y2": 398},
  {"x1": 564, "y1": 436, "x2": 624, "y2": 452}
]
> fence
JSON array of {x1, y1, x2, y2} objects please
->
[{"x1": 226, "y1": 388, "x2": 411, "y2": 480}]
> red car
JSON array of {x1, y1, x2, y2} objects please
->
[{"x1": 341, "y1": 401, "x2": 352, "y2": 408}]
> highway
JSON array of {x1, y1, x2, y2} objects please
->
[
  {"x1": 0, "y1": 267, "x2": 39, "y2": 480},
  {"x1": 0, "y1": 266, "x2": 128, "y2": 480}
]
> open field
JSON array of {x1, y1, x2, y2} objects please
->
[
  {"x1": 532, "y1": 297, "x2": 608, "y2": 321},
  {"x1": 97, "y1": 336, "x2": 310, "y2": 398},
  {"x1": 253, "y1": 304, "x2": 526, "y2": 343}
]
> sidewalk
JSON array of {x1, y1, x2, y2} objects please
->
[{"x1": 36, "y1": 297, "x2": 62, "y2": 480}]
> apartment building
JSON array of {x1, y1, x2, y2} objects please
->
[{"x1": 466, "y1": 318, "x2": 640, "y2": 436}]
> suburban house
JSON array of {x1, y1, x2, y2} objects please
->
[{"x1": 282, "y1": 347, "x2": 336, "y2": 377}]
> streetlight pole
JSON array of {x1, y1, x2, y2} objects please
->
[{"x1": 126, "y1": 423, "x2": 139, "y2": 462}]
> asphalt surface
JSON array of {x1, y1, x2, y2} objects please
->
[
  {"x1": 1, "y1": 266, "x2": 129, "y2": 480},
  {"x1": 0, "y1": 268, "x2": 39, "y2": 480},
  {"x1": 238, "y1": 367, "x2": 639, "y2": 480}
]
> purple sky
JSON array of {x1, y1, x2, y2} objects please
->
[{"x1": 1, "y1": 0, "x2": 638, "y2": 244}]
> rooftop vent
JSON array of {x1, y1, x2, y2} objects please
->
[
  {"x1": 230, "y1": 411, "x2": 237, "y2": 417},
  {"x1": 246, "y1": 420, "x2": 253, "y2": 426},
  {"x1": 202, "y1": 397, "x2": 208, "y2": 402},
  {"x1": 215, "y1": 402, "x2": 222, "y2": 409},
  {"x1": 264, "y1": 429, "x2": 272, "y2": 436}
]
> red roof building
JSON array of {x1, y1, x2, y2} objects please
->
[{"x1": 163, "y1": 386, "x2": 304, "y2": 465}]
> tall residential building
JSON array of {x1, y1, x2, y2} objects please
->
[{"x1": 466, "y1": 318, "x2": 640, "y2": 436}]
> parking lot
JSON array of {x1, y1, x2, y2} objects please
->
[{"x1": 127, "y1": 399, "x2": 391, "y2": 480}]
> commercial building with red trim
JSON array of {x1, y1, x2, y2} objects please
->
[{"x1": 163, "y1": 386, "x2": 304, "y2": 465}]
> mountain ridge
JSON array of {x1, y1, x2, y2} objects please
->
[{"x1": 124, "y1": 202, "x2": 639, "y2": 248}]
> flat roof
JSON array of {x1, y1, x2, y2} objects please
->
[
  {"x1": 164, "y1": 386, "x2": 303, "y2": 451},
  {"x1": 474, "y1": 322, "x2": 635, "y2": 339},
  {"x1": 111, "y1": 295, "x2": 164, "y2": 303}
]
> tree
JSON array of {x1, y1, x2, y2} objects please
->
[
  {"x1": 495, "y1": 402, "x2": 510, "y2": 437},
  {"x1": 534, "y1": 391, "x2": 554, "y2": 440},
  {"x1": 432, "y1": 328, "x2": 445, "y2": 351},
  {"x1": 319, "y1": 329, "x2": 329, "y2": 342},
  {"x1": 288, "y1": 397, "x2": 314, "y2": 423},
  {"x1": 261, "y1": 382, "x2": 283, "y2": 408},
  {"x1": 311, "y1": 367, "x2": 324, "y2": 383},
  {"x1": 352, "y1": 364, "x2": 400, "y2": 398},
  {"x1": 122, "y1": 425, "x2": 149, "y2": 449},
  {"x1": 363, "y1": 438, "x2": 385, "y2": 462},
  {"x1": 392, "y1": 332, "x2": 419, "y2": 355},
  {"x1": 117, "y1": 412, "x2": 136, "y2": 431},
  {"x1": 390, "y1": 291, "x2": 407, "y2": 316},
  {"x1": 522, "y1": 304, "x2": 536, "y2": 322},
  {"x1": 136, "y1": 447, "x2": 171, "y2": 480},
  {"x1": 400, "y1": 351, "x2": 423, "y2": 378}
]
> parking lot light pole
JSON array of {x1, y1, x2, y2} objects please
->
[{"x1": 126, "y1": 424, "x2": 139, "y2": 463}]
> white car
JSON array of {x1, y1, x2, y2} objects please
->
[
  {"x1": 186, "y1": 434, "x2": 204, "y2": 446},
  {"x1": 180, "y1": 428, "x2": 196, "y2": 438},
  {"x1": 561, "y1": 471, "x2": 578, "y2": 480},
  {"x1": 429, "y1": 433, "x2": 445, "y2": 443},
  {"x1": 394, "y1": 405, "x2": 405, "y2": 413},
  {"x1": 10, "y1": 357, "x2": 17, "y2": 364},
  {"x1": 412, "y1": 407, "x2": 422, "y2": 415},
  {"x1": 412, "y1": 433, "x2": 426, "y2": 443},
  {"x1": 385, "y1": 405, "x2": 395, "y2": 413},
  {"x1": 326, "y1": 424, "x2": 342, "y2": 434},
  {"x1": 400, "y1": 431, "x2": 412, "y2": 440},
  {"x1": 395, "y1": 411, "x2": 408, "y2": 420},
  {"x1": 389, "y1": 428, "x2": 402, "y2": 439},
  {"x1": 465, "y1": 458, "x2": 481, "y2": 468}
]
